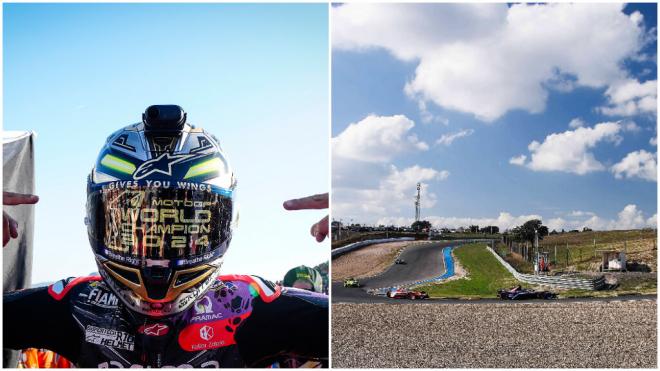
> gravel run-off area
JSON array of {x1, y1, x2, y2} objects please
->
[
  {"x1": 332, "y1": 301, "x2": 656, "y2": 368},
  {"x1": 332, "y1": 242, "x2": 421, "y2": 281}
]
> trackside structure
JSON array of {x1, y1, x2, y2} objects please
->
[{"x1": 487, "y1": 245, "x2": 606, "y2": 290}]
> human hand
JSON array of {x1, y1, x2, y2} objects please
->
[
  {"x1": 3, "y1": 192, "x2": 39, "y2": 247},
  {"x1": 283, "y1": 193, "x2": 329, "y2": 243}
]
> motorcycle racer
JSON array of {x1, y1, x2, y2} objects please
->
[{"x1": 3, "y1": 105, "x2": 328, "y2": 368}]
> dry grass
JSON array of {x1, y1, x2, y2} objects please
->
[
  {"x1": 531, "y1": 229, "x2": 656, "y2": 272},
  {"x1": 332, "y1": 241, "x2": 425, "y2": 281}
]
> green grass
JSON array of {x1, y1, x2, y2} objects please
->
[{"x1": 415, "y1": 243, "x2": 522, "y2": 298}]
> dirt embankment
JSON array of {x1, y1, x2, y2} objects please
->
[{"x1": 332, "y1": 241, "x2": 429, "y2": 281}]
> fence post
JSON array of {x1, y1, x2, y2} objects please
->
[
  {"x1": 593, "y1": 239, "x2": 596, "y2": 259},
  {"x1": 579, "y1": 248, "x2": 582, "y2": 270}
]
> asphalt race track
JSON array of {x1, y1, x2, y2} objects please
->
[
  {"x1": 362, "y1": 241, "x2": 451, "y2": 288},
  {"x1": 332, "y1": 241, "x2": 451, "y2": 302},
  {"x1": 332, "y1": 240, "x2": 656, "y2": 304}
]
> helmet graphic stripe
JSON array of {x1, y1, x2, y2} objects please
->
[
  {"x1": 100, "y1": 154, "x2": 136, "y2": 175},
  {"x1": 184, "y1": 157, "x2": 222, "y2": 179}
]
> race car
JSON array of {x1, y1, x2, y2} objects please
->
[
  {"x1": 343, "y1": 278, "x2": 360, "y2": 288},
  {"x1": 394, "y1": 258, "x2": 406, "y2": 264},
  {"x1": 497, "y1": 286, "x2": 557, "y2": 300},
  {"x1": 386, "y1": 288, "x2": 429, "y2": 300}
]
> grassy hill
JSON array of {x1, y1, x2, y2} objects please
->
[
  {"x1": 540, "y1": 229, "x2": 656, "y2": 272},
  {"x1": 415, "y1": 243, "x2": 521, "y2": 298}
]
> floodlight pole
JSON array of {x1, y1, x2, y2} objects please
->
[
  {"x1": 414, "y1": 183, "x2": 421, "y2": 223},
  {"x1": 534, "y1": 229, "x2": 539, "y2": 274}
]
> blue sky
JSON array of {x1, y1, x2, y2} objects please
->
[
  {"x1": 332, "y1": 3, "x2": 657, "y2": 232},
  {"x1": 4, "y1": 3, "x2": 329, "y2": 284}
]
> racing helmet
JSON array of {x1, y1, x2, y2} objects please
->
[{"x1": 86, "y1": 105, "x2": 236, "y2": 317}]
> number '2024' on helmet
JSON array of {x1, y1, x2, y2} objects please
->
[{"x1": 86, "y1": 105, "x2": 237, "y2": 317}]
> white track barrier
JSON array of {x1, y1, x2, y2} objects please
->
[
  {"x1": 486, "y1": 246, "x2": 605, "y2": 290},
  {"x1": 331, "y1": 237, "x2": 415, "y2": 258}
]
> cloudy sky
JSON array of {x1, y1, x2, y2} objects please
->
[
  {"x1": 5, "y1": 4, "x2": 328, "y2": 283},
  {"x1": 332, "y1": 3, "x2": 657, "y2": 232}
]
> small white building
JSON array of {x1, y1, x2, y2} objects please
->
[{"x1": 598, "y1": 250, "x2": 627, "y2": 272}]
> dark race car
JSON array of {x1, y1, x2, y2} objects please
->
[
  {"x1": 394, "y1": 259, "x2": 406, "y2": 264},
  {"x1": 497, "y1": 286, "x2": 557, "y2": 300},
  {"x1": 386, "y1": 288, "x2": 429, "y2": 300}
]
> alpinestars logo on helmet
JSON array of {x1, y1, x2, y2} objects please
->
[{"x1": 133, "y1": 153, "x2": 198, "y2": 180}]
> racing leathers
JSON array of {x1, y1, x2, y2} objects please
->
[{"x1": 3, "y1": 274, "x2": 328, "y2": 368}]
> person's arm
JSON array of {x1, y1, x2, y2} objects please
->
[
  {"x1": 3, "y1": 280, "x2": 83, "y2": 363},
  {"x1": 283, "y1": 193, "x2": 329, "y2": 242},
  {"x1": 235, "y1": 284, "x2": 328, "y2": 366},
  {"x1": 3, "y1": 192, "x2": 39, "y2": 246}
]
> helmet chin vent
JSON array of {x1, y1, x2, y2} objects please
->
[
  {"x1": 143, "y1": 105, "x2": 186, "y2": 132},
  {"x1": 143, "y1": 266, "x2": 173, "y2": 301},
  {"x1": 174, "y1": 268, "x2": 211, "y2": 287},
  {"x1": 105, "y1": 263, "x2": 141, "y2": 286}
]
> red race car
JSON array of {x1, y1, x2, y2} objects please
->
[{"x1": 386, "y1": 288, "x2": 429, "y2": 300}]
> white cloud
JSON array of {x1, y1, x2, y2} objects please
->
[
  {"x1": 598, "y1": 79, "x2": 658, "y2": 117},
  {"x1": 333, "y1": 3, "x2": 507, "y2": 62},
  {"x1": 622, "y1": 121, "x2": 642, "y2": 133},
  {"x1": 333, "y1": 3, "x2": 649, "y2": 122},
  {"x1": 512, "y1": 122, "x2": 622, "y2": 174},
  {"x1": 332, "y1": 114, "x2": 428, "y2": 162},
  {"x1": 568, "y1": 210, "x2": 596, "y2": 217},
  {"x1": 382, "y1": 165, "x2": 447, "y2": 196},
  {"x1": 332, "y1": 114, "x2": 450, "y2": 221},
  {"x1": 418, "y1": 100, "x2": 449, "y2": 125},
  {"x1": 333, "y1": 164, "x2": 449, "y2": 221},
  {"x1": 616, "y1": 204, "x2": 647, "y2": 229},
  {"x1": 650, "y1": 136, "x2": 657, "y2": 146},
  {"x1": 598, "y1": 204, "x2": 645, "y2": 230},
  {"x1": 436, "y1": 129, "x2": 474, "y2": 146},
  {"x1": 611, "y1": 150, "x2": 657, "y2": 182},
  {"x1": 568, "y1": 118, "x2": 585, "y2": 129},
  {"x1": 377, "y1": 212, "x2": 542, "y2": 231},
  {"x1": 509, "y1": 155, "x2": 527, "y2": 166},
  {"x1": 374, "y1": 205, "x2": 656, "y2": 231},
  {"x1": 437, "y1": 170, "x2": 450, "y2": 180},
  {"x1": 571, "y1": 205, "x2": 655, "y2": 230},
  {"x1": 546, "y1": 217, "x2": 569, "y2": 232}
]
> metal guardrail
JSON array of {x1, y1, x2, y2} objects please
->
[
  {"x1": 486, "y1": 246, "x2": 605, "y2": 290},
  {"x1": 332, "y1": 237, "x2": 496, "y2": 259},
  {"x1": 331, "y1": 237, "x2": 415, "y2": 258}
]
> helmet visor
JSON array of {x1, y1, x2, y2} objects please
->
[{"x1": 88, "y1": 186, "x2": 232, "y2": 265}]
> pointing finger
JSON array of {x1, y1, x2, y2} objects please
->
[{"x1": 3, "y1": 192, "x2": 39, "y2": 206}]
